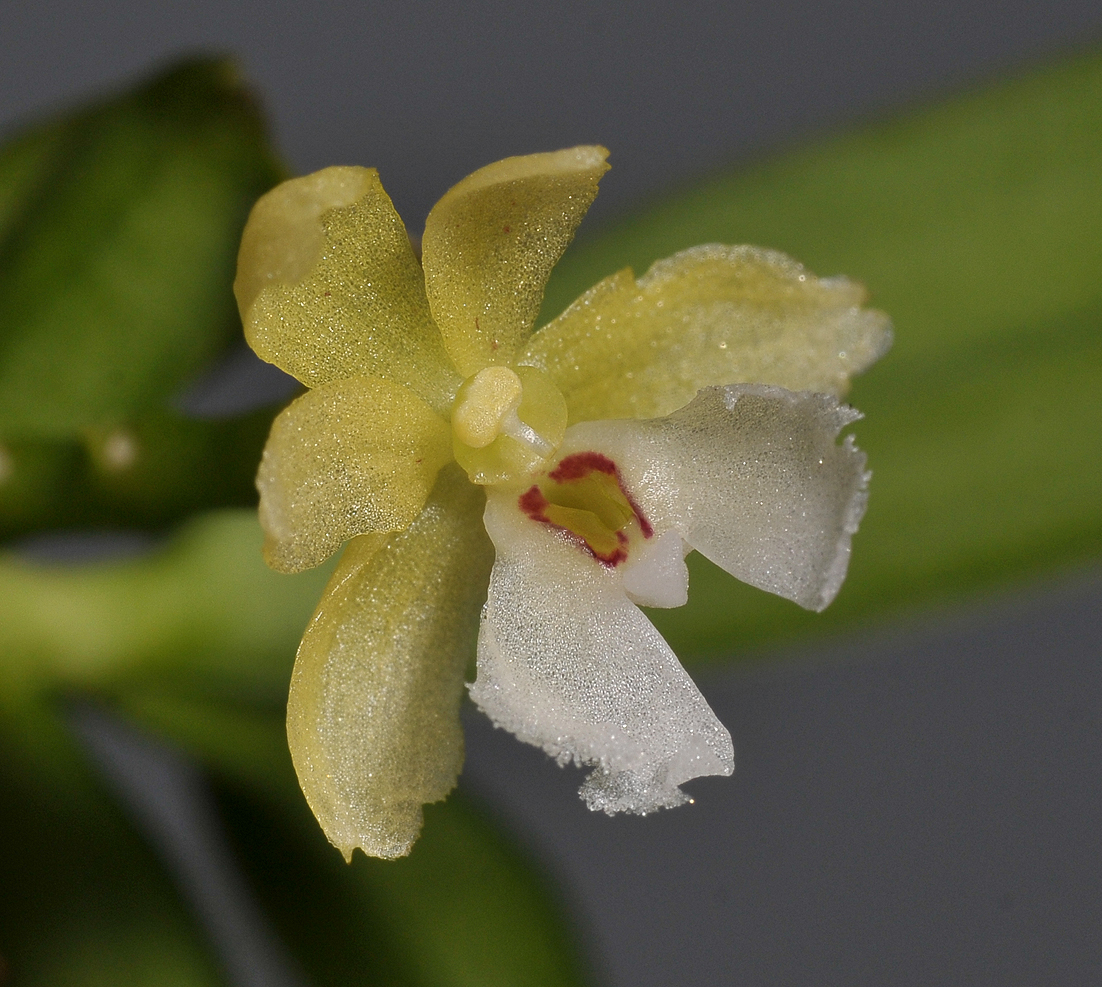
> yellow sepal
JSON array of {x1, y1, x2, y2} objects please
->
[
  {"x1": 236, "y1": 166, "x2": 460, "y2": 414},
  {"x1": 423, "y1": 146, "x2": 609, "y2": 377},
  {"x1": 287, "y1": 466, "x2": 493, "y2": 860},
  {"x1": 258, "y1": 375, "x2": 453, "y2": 572},
  {"x1": 524, "y1": 244, "x2": 892, "y2": 423}
]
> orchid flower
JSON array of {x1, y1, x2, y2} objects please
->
[{"x1": 234, "y1": 146, "x2": 891, "y2": 860}]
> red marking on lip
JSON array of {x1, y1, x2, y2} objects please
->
[
  {"x1": 598, "y1": 534, "x2": 629, "y2": 567},
  {"x1": 548, "y1": 453, "x2": 654, "y2": 539},
  {"x1": 502, "y1": 224, "x2": 511, "y2": 233},
  {"x1": 518, "y1": 484, "x2": 550, "y2": 519},
  {"x1": 519, "y1": 482, "x2": 629, "y2": 566},
  {"x1": 519, "y1": 449, "x2": 654, "y2": 567},
  {"x1": 549, "y1": 451, "x2": 617, "y2": 481}
]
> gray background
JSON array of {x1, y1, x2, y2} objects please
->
[{"x1": 3, "y1": 2, "x2": 1101, "y2": 985}]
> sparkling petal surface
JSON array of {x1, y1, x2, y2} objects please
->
[
  {"x1": 287, "y1": 466, "x2": 493, "y2": 860},
  {"x1": 621, "y1": 530, "x2": 690, "y2": 609},
  {"x1": 562, "y1": 384, "x2": 870, "y2": 611},
  {"x1": 258, "y1": 375, "x2": 452, "y2": 573},
  {"x1": 522, "y1": 244, "x2": 892, "y2": 423},
  {"x1": 470, "y1": 489, "x2": 734, "y2": 815},
  {"x1": 422, "y1": 146, "x2": 610, "y2": 377},
  {"x1": 236, "y1": 166, "x2": 459, "y2": 414}
]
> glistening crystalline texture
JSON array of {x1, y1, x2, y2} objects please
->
[
  {"x1": 233, "y1": 145, "x2": 891, "y2": 859},
  {"x1": 287, "y1": 466, "x2": 493, "y2": 860},
  {"x1": 522, "y1": 245, "x2": 892, "y2": 423},
  {"x1": 257, "y1": 375, "x2": 452, "y2": 573},
  {"x1": 471, "y1": 489, "x2": 734, "y2": 814},
  {"x1": 562, "y1": 384, "x2": 869, "y2": 611},
  {"x1": 423, "y1": 146, "x2": 610, "y2": 376},
  {"x1": 235, "y1": 166, "x2": 459, "y2": 415}
]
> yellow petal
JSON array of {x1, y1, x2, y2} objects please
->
[
  {"x1": 422, "y1": 146, "x2": 610, "y2": 376},
  {"x1": 258, "y1": 375, "x2": 452, "y2": 573},
  {"x1": 522, "y1": 244, "x2": 893, "y2": 423},
  {"x1": 236, "y1": 166, "x2": 460, "y2": 414},
  {"x1": 287, "y1": 465, "x2": 493, "y2": 860}
]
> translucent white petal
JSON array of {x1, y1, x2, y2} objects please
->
[
  {"x1": 561, "y1": 385, "x2": 869, "y2": 611},
  {"x1": 470, "y1": 490, "x2": 733, "y2": 815},
  {"x1": 621, "y1": 530, "x2": 689, "y2": 609}
]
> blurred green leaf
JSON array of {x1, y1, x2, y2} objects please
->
[
  {"x1": 0, "y1": 115, "x2": 66, "y2": 236},
  {"x1": 0, "y1": 522, "x2": 591, "y2": 984},
  {"x1": 0, "y1": 57, "x2": 293, "y2": 539},
  {"x1": 2, "y1": 655, "x2": 590, "y2": 987},
  {"x1": 0, "y1": 701, "x2": 220, "y2": 986},
  {"x1": 0, "y1": 509, "x2": 330, "y2": 702},
  {"x1": 543, "y1": 44, "x2": 1102, "y2": 658},
  {"x1": 0, "y1": 58, "x2": 283, "y2": 437},
  {"x1": 0, "y1": 406, "x2": 273, "y2": 540},
  {"x1": 120, "y1": 692, "x2": 592, "y2": 987}
]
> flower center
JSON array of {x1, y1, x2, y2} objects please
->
[
  {"x1": 451, "y1": 365, "x2": 568, "y2": 485},
  {"x1": 520, "y1": 452, "x2": 653, "y2": 566},
  {"x1": 451, "y1": 366, "x2": 551, "y2": 454}
]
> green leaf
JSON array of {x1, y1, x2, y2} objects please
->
[
  {"x1": 0, "y1": 58, "x2": 284, "y2": 437},
  {"x1": 0, "y1": 406, "x2": 275, "y2": 541},
  {"x1": 0, "y1": 525, "x2": 591, "y2": 984},
  {"x1": 119, "y1": 692, "x2": 593, "y2": 987},
  {"x1": 0, "y1": 116, "x2": 67, "y2": 238},
  {"x1": 0, "y1": 509, "x2": 330, "y2": 703},
  {"x1": 543, "y1": 45, "x2": 1102, "y2": 658},
  {"x1": 3, "y1": 688, "x2": 591, "y2": 987},
  {"x1": 0, "y1": 701, "x2": 221, "y2": 986}
]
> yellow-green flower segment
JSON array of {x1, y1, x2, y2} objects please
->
[{"x1": 235, "y1": 146, "x2": 891, "y2": 860}]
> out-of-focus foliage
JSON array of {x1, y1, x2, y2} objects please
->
[
  {"x1": 541, "y1": 46, "x2": 1102, "y2": 658},
  {"x1": 1, "y1": 41, "x2": 1100, "y2": 986},
  {"x1": 0, "y1": 60, "x2": 280, "y2": 435},
  {"x1": 0, "y1": 60, "x2": 285, "y2": 538},
  {"x1": 0, "y1": 60, "x2": 592, "y2": 987},
  {"x1": 1, "y1": 691, "x2": 589, "y2": 987},
  {"x1": 0, "y1": 705, "x2": 223, "y2": 985},
  {"x1": 0, "y1": 511, "x2": 329, "y2": 701},
  {"x1": 122, "y1": 692, "x2": 593, "y2": 987},
  {"x1": 0, "y1": 408, "x2": 274, "y2": 539}
]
